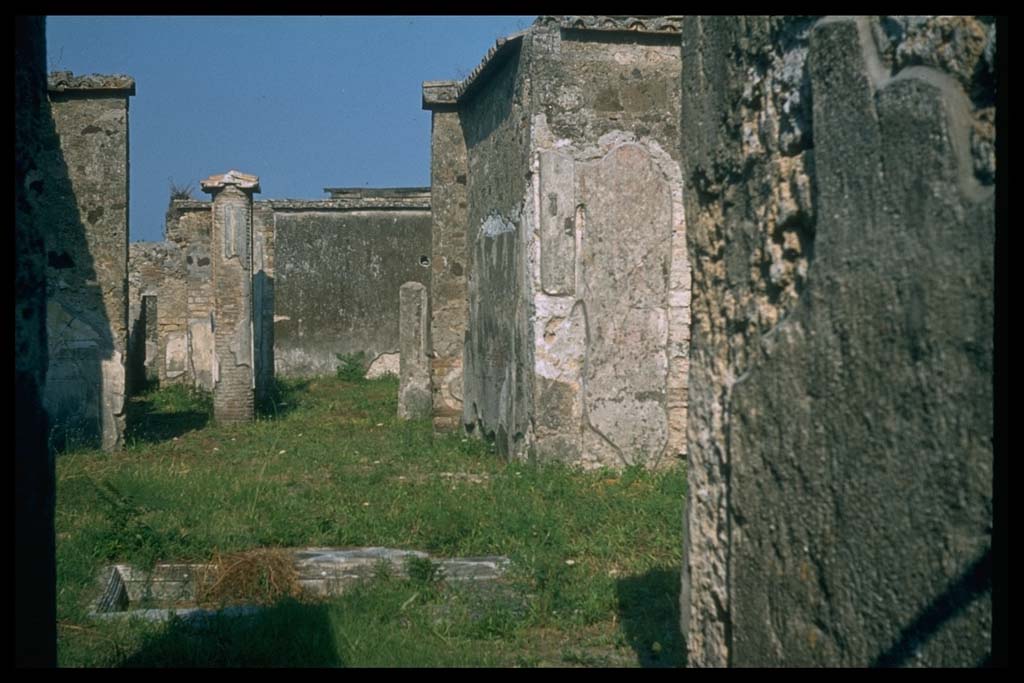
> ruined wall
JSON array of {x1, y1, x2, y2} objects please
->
[
  {"x1": 459, "y1": 36, "x2": 534, "y2": 459},
  {"x1": 272, "y1": 191, "x2": 432, "y2": 378},
  {"x1": 458, "y1": 17, "x2": 687, "y2": 468},
  {"x1": 679, "y1": 16, "x2": 995, "y2": 666},
  {"x1": 134, "y1": 189, "x2": 430, "y2": 389},
  {"x1": 423, "y1": 81, "x2": 469, "y2": 430},
  {"x1": 16, "y1": 15, "x2": 56, "y2": 666},
  {"x1": 43, "y1": 71, "x2": 134, "y2": 451},
  {"x1": 128, "y1": 241, "x2": 187, "y2": 390}
]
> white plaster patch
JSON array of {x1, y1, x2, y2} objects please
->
[
  {"x1": 365, "y1": 352, "x2": 399, "y2": 379},
  {"x1": 165, "y1": 332, "x2": 188, "y2": 378},
  {"x1": 480, "y1": 212, "x2": 516, "y2": 238}
]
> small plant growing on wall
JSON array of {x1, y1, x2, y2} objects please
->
[
  {"x1": 168, "y1": 179, "x2": 194, "y2": 200},
  {"x1": 336, "y1": 351, "x2": 368, "y2": 382}
]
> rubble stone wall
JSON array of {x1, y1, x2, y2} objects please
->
[{"x1": 128, "y1": 241, "x2": 187, "y2": 390}]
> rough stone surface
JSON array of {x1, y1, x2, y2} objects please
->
[
  {"x1": 424, "y1": 86, "x2": 469, "y2": 430},
  {"x1": 680, "y1": 15, "x2": 994, "y2": 667},
  {"x1": 90, "y1": 548, "x2": 511, "y2": 621},
  {"x1": 273, "y1": 197, "x2": 431, "y2": 377},
  {"x1": 398, "y1": 282, "x2": 432, "y2": 420},
  {"x1": 365, "y1": 352, "x2": 399, "y2": 379},
  {"x1": 166, "y1": 200, "x2": 216, "y2": 390},
  {"x1": 16, "y1": 15, "x2": 56, "y2": 666},
  {"x1": 133, "y1": 189, "x2": 431, "y2": 389},
  {"x1": 453, "y1": 18, "x2": 686, "y2": 468},
  {"x1": 252, "y1": 201, "x2": 275, "y2": 402},
  {"x1": 128, "y1": 241, "x2": 187, "y2": 391},
  {"x1": 43, "y1": 70, "x2": 133, "y2": 451},
  {"x1": 204, "y1": 175, "x2": 259, "y2": 424}
]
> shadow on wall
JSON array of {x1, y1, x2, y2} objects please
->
[
  {"x1": 119, "y1": 600, "x2": 343, "y2": 667},
  {"x1": 872, "y1": 547, "x2": 992, "y2": 668},
  {"x1": 616, "y1": 567, "x2": 687, "y2": 667},
  {"x1": 39, "y1": 90, "x2": 118, "y2": 453},
  {"x1": 254, "y1": 269, "x2": 275, "y2": 405},
  {"x1": 127, "y1": 295, "x2": 153, "y2": 396}
]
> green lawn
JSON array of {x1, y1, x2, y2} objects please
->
[{"x1": 56, "y1": 375, "x2": 687, "y2": 667}]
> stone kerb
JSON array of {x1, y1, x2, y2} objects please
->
[{"x1": 202, "y1": 170, "x2": 260, "y2": 424}]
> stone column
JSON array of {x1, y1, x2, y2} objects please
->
[
  {"x1": 422, "y1": 81, "x2": 469, "y2": 431},
  {"x1": 398, "y1": 281, "x2": 431, "y2": 419},
  {"x1": 201, "y1": 170, "x2": 260, "y2": 424}
]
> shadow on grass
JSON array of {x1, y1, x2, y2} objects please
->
[
  {"x1": 125, "y1": 391, "x2": 209, "y2": 445},
  {"x1": 257, "y1": 377, "x2": 311, "y2": 420},
  {"x1": 616, "y1": 567, "x2": 687, "y2": 667},
  {"x1": 121, "y1": 599, "x2": 343, "y2": 667}
]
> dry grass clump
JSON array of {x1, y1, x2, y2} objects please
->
[{"x1": 196, "y1": 548, "x2": 302, "y2": 607}]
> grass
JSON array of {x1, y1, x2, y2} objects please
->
[{"x1": 56, "y1": 375, "x2": 687, "y2": 667}]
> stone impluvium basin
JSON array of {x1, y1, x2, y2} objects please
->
[{"x1": 90, "y1": 547, "x2": 511, "y2": 623}]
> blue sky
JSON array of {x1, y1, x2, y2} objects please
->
[{"x1": 45, "y1": 16, "x2": 536, "y2": 243}]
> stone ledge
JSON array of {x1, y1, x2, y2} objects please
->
[
  {"x1": 200, "y1": 170, "x2": 261, "y2": 193},
  {"x1": 429, "y1": 16, "x2": 682, "y2": 107},
  {"x1": 422, "y1": 80, "x2": 460, "y2": 109},
  {"x1": 455, "y1": 32, "x2": 526, "y2": 102},
  {"x1": 545, "y1": 15, "x2": 683, "y2": 35},
  {"x1": 48, "y1": 70, "x2": 136, "y2": 95}
]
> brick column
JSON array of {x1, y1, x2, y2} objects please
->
[
  {"x1": 201, "y1": 170, "x2": 260, "y2": 424},
  {"x1": 422, "y1": 81, "x2": 468, "y2": 431}
]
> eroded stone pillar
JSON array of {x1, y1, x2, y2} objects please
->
[
  {"x1": 43, "y1": 70, "x2": 134, "y2": 451},
  {"x1": 422, "y1": 81, "x2": 468, "y2": 430},
  {"x1": 201, "y1": 170, "x2": 260, "y2": 424},
  {"x1": 680, "y1": 15, "x2": 995, "y2": 667},
  {"x1": 398, "y1": 281, "x2": 432, "y2": 420}
]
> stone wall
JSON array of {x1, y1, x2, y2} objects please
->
[
  {"x1": 679, "y1": 15, "x2": 995, "y2": 666},
  {"x1": 459, "y1": 34, "x2": 533, "y2": 460},
  {"x1": 452, "y1": 16, "x2": 687, "y2": 468},
  {"x1": 271, "y1": 190, "x2": 432, "y2": 378},
  {"x1": 42, "y1": 71, "x2": 134, "y2": 451},
  {"x1": 167, "y1": 200, "x2": 216, "y2": 390},
  {"x1": 128, "y1": 241, "x2": 187, "y2": 390},
  {"x1": 16, "y1": 15, "x2": 56, "y2": 666},
  {"x1": 423, "y1": 81, "x2": 469, "y2": 431},
  {"x1": 134, "y1": 189, "x2": 430, "y2": 386}
]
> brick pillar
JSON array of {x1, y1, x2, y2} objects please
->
[
  {"x1": 201, "y1": 170, "x2": 260, "y2": 424},
  {"x1": 422, "y1": 81, "x2": 468, "y2": 431}
]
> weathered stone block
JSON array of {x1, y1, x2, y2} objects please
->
[
  {"x1": 539, "y1": 150, "x2": 575, "y2": 295},
  {"x1": 398, "y1": 282, "x2": 431, "y2": 420},
  {"x1": 680, "y1": 15, "x2": 994, "y2": 667}
]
